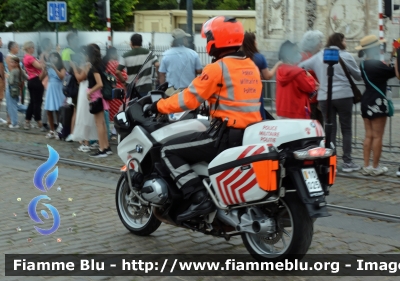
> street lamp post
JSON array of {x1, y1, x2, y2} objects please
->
[
  {"x1": 177, "y1": 0, "x2": 180, "y2": 10},
  {"x1": 186, "y1": 0, "x2": 194, "y2": 50}
]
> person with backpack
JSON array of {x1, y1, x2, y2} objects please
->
[
  {"x1": 103, "y1": 47, "x2": 127, "y2": 140},
  {"x1": 62, "y1": 32, "x2": 79, "y2": 141},
  {"x1": 7, "y1": 57, "x2": 28, "y2": 128},
  {"x1": 356, "y1": 35, "x2": 399, "y2": 176},
  {"x1": 85, "y1": 44, "x2": 110, "y2": 157}
]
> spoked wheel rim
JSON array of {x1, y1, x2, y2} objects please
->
[
  {"x1": 118, "y1": 178, "x2": 152, "y2": 229},
  {"x1": 245, "y1": 199, "x2": 294, "y2": 257}
]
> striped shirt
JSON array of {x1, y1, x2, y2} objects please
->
[{"x1": 117, "y1": 47, "x2": 158, "y2": 93}]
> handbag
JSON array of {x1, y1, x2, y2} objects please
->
[
  {"x1": 101, "y1": 71, "x2": 117, "y2": 100},
  {"x1": 339, "y1": 58, "x2": 362, "y2": 104},
  {"x1": 361, "y1": 61, "x2": 394, "y2": 117},
  {"x1": 9, "y1": 85, "x2": 20, "y2": 98},
  {"x1": 89, "y1": 98, "x2": 104, "y2": 114},
  {"x1": 62, "y1": 71, "x2": 79, "y2": 98}
]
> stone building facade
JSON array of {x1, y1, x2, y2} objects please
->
[{"x1": 256, "y1": 0, "x2": 400, "y2": 60}]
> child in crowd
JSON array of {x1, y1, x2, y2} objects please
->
[
  {"x1": 44, "y1": 52, "x2": 66, "y2": 139},
  {"x1": 7, "y1": 57, "x2": 28, "y2": 128}
]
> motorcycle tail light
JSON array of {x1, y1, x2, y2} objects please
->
[{"x1": 294, "y1": 146, "x2": 333, "y2": 160}]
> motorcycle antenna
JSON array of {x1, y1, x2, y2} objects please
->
[
  {"x1": 126, "y1": 51, "x2": 154, "y2": 100},
  {"x1": 322, "y1": 48, "x2": 340, "y2": 148}
]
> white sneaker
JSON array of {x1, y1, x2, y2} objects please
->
[
  {"x1": 90, "y1": 142, "x2": 100, "y2": 150},
  {"x1": 78, "y1": 145, "x2": 91, "y2": 153},
  {"x1": 56, "y1": 124, "x2": 63, "y2": 133},
  {"x1": 370, "y1": 166, "x2": 389, "y2": 176},
  {"x1": 0, "y1": 118, "x2": 7, "y2": 124},
  {"x1": 9, "y1": 124, "x2": 20, "y2": 129},
  {"x1": 65, "y1": 134, "x2": 74, "y2": 142},
  {"x1": 46, "y1": 131, "x2": 55, "y2": 139},
  {"x1": 361, "y1": 166, "x2": 373, "y2": 176}
]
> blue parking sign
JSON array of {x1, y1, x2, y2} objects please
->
[{"x1": 47, "y1": 1, "x2": 67, "y2": 23}]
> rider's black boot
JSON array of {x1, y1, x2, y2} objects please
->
[{"x1": 176, "y1": 190, "x2": 215, "y2": 224}]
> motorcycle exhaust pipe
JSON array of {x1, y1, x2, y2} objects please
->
[{"x1": 152, "y1": 207, "x2": 178, "y2": 226}]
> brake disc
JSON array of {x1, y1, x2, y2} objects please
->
[
  {"x1": 261, "y1": 230, "x2": 283, "y2": 245},
  {"x1": 128, "y1": 205, "x2": 148, "y2": 219}
]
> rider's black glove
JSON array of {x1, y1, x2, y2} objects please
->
[
  {"x1": 144, "y1": 101, "x2": 159, "y2": 117},
  {"x1": 397, "y1": 48, "x2": 400, "y2": 69}
]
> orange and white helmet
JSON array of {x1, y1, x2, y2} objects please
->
[{"x1": 201, "y1": 16, "x2": 244, "y2": 56}]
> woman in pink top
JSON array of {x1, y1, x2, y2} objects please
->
[{"x1": 23, "y1": 41, "x2": 46, "y2": 130}]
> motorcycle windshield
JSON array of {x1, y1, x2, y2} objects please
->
[{"x1": 126, "y1": 95, "x2": 153, "y2": 125}]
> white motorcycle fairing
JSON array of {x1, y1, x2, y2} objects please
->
[
  {"x1": 118, "y1": 119, "x2": 209, "y2": 174},
  {"x1": 208, "y1": 144, "x2": 280, "y2": 208},
  {"x1": 151, "y1": 119, "x2": 208, "y2": 144},
  {"x1": 243, "y1": 119, "x2": 324, "y2": 147},
  {"x1": 118, "y1": 126, "x2": 153, "y2": 171}
]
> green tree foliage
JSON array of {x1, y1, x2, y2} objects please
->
[
  {"x1": 0, "y1": 0, "x2": 254, "y2": 32},
  {"x1": 68, "y1": 0, "x2": 138, "y2": 31},
  {"x1": 135, "y1": 0, "x2": 255, "y2": 10},
  {"x1": 0, "y1": 0, "x2": 70, "y2": 32},
  {"x1": 0, "y1": 0, "x2": 138, "y2": 32},
  {"x1": 0, "y1": 1, "x2": 10, "y2": 32}
]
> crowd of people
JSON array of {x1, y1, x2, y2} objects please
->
[
  {"x1": 0, "y1": 29, "x2": 399, "y2": 175},
  {"x1": 274, "y1": 31, "x2": 399, "y2": 176}
]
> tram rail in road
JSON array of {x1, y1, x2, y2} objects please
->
[{"x1": 2, "y1": 146, "x2": 400, "y2": 223}]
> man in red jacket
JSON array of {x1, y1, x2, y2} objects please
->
[{"x1": 275, "y1": 41, "x2": 317, "y2": 119}]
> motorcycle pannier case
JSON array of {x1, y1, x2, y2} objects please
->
[{"x1": 208, "y1": 144, "x2": 280, "y2": 207}]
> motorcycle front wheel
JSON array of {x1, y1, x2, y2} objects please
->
[
  {"x1": 241, "y1": 193, "x2": 313, "y2": 262},
  {"x1": 115, "y1": 175, "x2": 161, "y2": 236}
]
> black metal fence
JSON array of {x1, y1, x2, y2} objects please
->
[{"x1": 261, "y1": 80, "x2": 400, "y2": 154}]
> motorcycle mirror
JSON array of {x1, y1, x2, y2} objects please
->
[
  {"x1": 113, "y1": 88, "x2": 125, "y2": 100},
  {"x1": 149, "y1": 90, "x2": 165, "y2": 103},
  {"x1": 157, "y1": 82, "x2": 169, "y2": 92},
  {"x1": 115, "y1": 111, "x2": 130, "y2": 130}
]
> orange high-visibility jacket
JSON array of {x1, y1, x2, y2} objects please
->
[{"x1": 157, "y1": 55, "x2": 262, "y2": 129}]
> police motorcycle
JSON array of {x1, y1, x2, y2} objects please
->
[{"x1": 113, "y1": 79, "x2": 336, "y2": 261}]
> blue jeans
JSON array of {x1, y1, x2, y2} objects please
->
[
  {"x1": 259, "y1": 95, "x2": 266, "y2": 120},
  {"x1": 6, "y1": 89, "x2": 19, "y2": 126},
  {"x1": 104, "y1": 110, "x2": 110, "y2": 140}
]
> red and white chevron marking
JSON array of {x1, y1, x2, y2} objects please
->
[{"x1": 216, "y1": 145, "x2": 266, "y2": 206}]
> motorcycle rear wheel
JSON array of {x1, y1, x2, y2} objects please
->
[
  {"x1": 241, "y1": 193, "x2": 313, "y2": 262},
  {"x1": 115, "y1": 175, "x2": 161, "y2": 236}
]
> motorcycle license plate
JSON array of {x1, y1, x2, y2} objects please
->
[{"x1": 301, "y1": 168, "x2": 323, "y2": 194}]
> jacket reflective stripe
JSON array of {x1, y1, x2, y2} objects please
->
[
  {"x1": 178, "y1": 93, "x2": 189, "y2": 111},
  {"x1": 218, "y1": 103, "x2": 260, "y2": 112},
  {"x1": 218, "y1": 61, "x2": 235, "y2": 101},
  {"x1": 188, "y1": 84, "x2": 205, "y2": 104},
  {"x1": 215, "y1": 95, "x2": 260, "y2": 104}
]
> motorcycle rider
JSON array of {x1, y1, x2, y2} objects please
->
[{"x1": 146, "y1": 16, "x2": 263, "y2": 224}]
